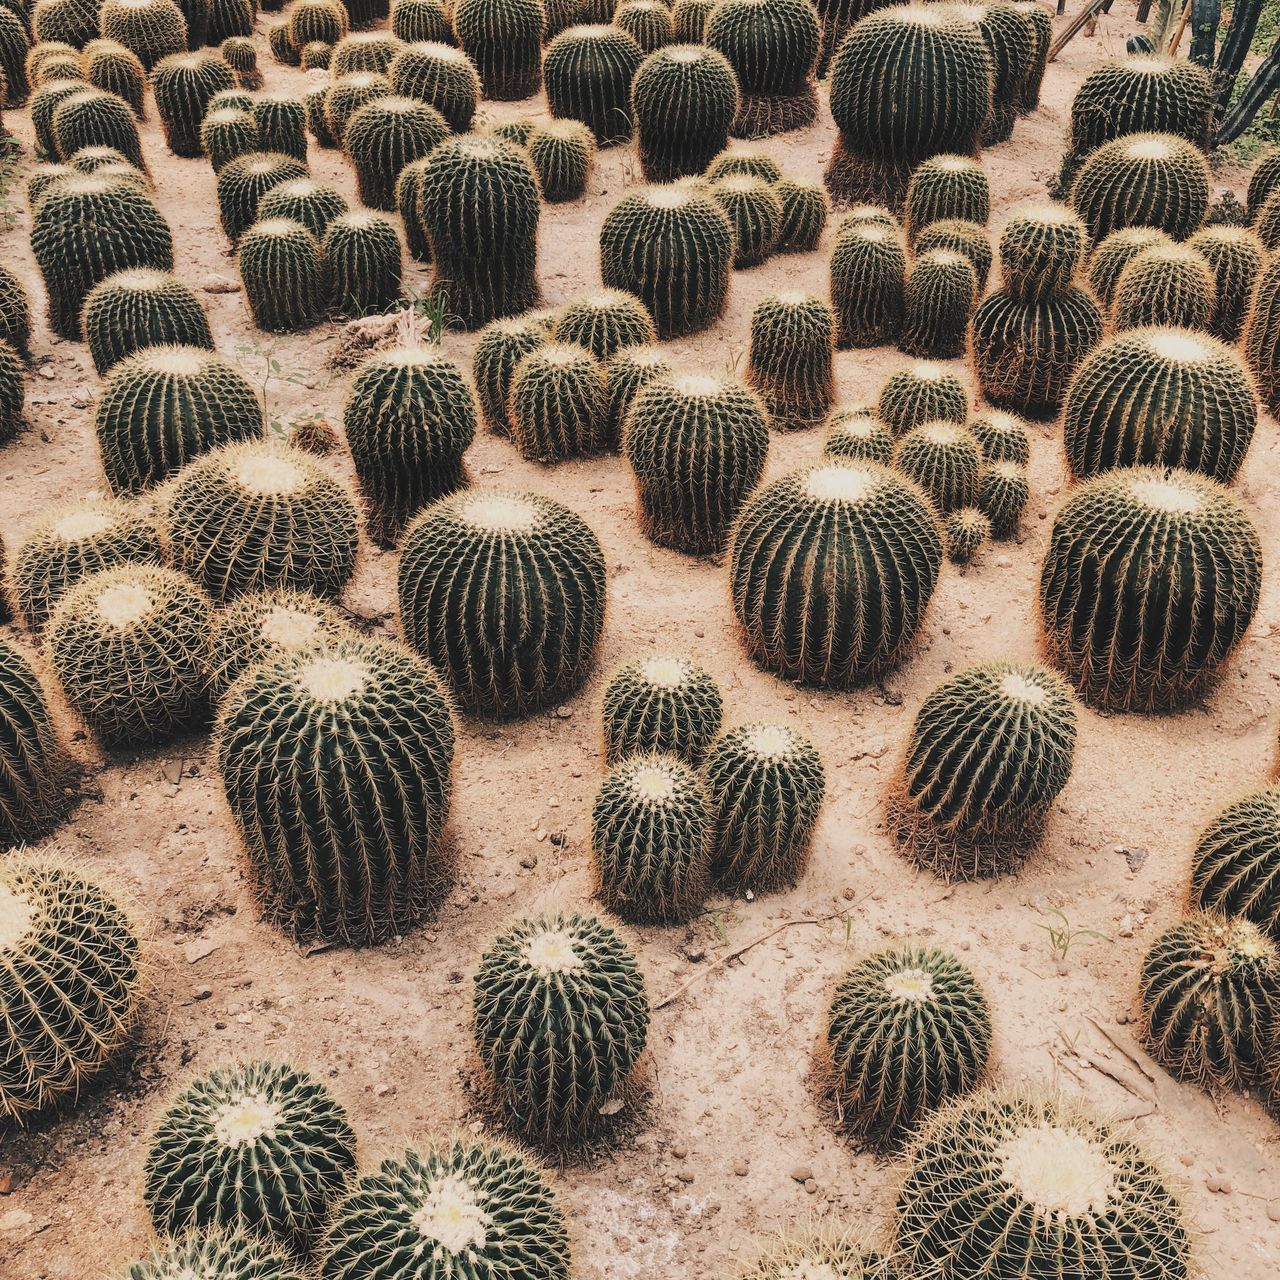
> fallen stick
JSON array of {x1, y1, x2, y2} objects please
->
[{"x1": 1048, "y1": 0, "x2": 1112, "y2": 60}]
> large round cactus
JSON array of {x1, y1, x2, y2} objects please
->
[
  {"x1": 143, "y1": 1060, "x2": 358, "y2": 1252},
  {"x1": 152, "y1": 49, "x2": 235, "y2": 157},
  {"x1": 321, "y1": 1139, "x2": 571, "y2": 1280},
  {"x1": 622, "y1": 372, "x2": 769, "y2": 554},
  {"x1": 453, "y1": 0, "x2": 545, "y2": 99},
  {"x1": 890, "y1": 661, "x2": 1078, "y2": 880},
  {"x1": 630, "y1": 44, "x2": 739, "y2": 181},
  {"x1": 895, "y1": 1090, "x2": 1191, "y2": 1280},
  {"x1": 0, "y1": 857, "x2": 141, "y2": 1122},
  {"x1": 601, "y1": 654, "x2": 723, "y2": 765},
  {"x1": 830, "y1": 218, "x2": 905, "y2": 348},
  {"x1": 127, "y1": 1231, "x2": 307, "y2": 1280},
  {"x1": 51, "y1": 87, "x2": 145, "y2": 166},
  {"x1": 217, "y1": 637, "x2": 455, "y2": 944},
  {"x1": 81, "y1": 267, "x2": 213, "y2": 375},
  {"x1": 826, "y1": 945, "x2": 991, "y2": 1147},
  {"x1": 1111, "y1": 243, "x2": 1215, "y2": 333},
  {"x1": 1192, "y1": 788, "x2": 1280, "y2": 944},
  {"x1": 398, "y1": 489, "x2": 606, "y2": 718},
  {"x1": 1062, "y1": 327, "x2": 1257, "y2": 483},
  {"x1": 344, "y1": 94, "x2": 449, "y2": 210},
  {"x1": 729, "y1": 461, "x2": 942, "y2": 687},
  {"x1": 544, "y1": 23, "x2": 642, "y2": 145},
  {"x1": 1039, "y1": 467, "x2": 1261, "y2": 712},
  {"x1": 0, "y1": 640, "x2": 71, "y2": 849},
  {"x1": 473, "y1": 911, "x2": 649, "y2": 1141}
]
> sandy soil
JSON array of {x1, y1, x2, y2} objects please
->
[{"x1": 1, "y1": 7, "x2": 1278, "y2": 1278}]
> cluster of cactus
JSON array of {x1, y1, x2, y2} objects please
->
[
  {"x1": 830, "y1": 213, "x2": 907, "y2": 348},
  {"x1": 0, "y1": 640, "x2": 71, "y2": 849},
  {"x1": 453, "y1": 0, "x2": 544, "y2": 99},
  {"x1": 601, "y1": 655, "x2": 723, "y2": 766},
  {"x1": 890, "y1": 661, "x2": 1079, "y2": 880},
  {"x1": 473, "y1": 912, "x2": 650, "y2": 1141},
  {"x1": 143, "y1": 1061, "x2": 358, "y2": 1252},
  {"x1": 216, "y1": 637, "x2": 456, "y2": 944},
  {"x1": 544, "y1": 23, "x2": 641, "y2": 145},
  {"x1": 398, "y1": 489, "x2": 606, "y2": 717},
  {"x1": 217, "y1": 151, "x2": 309, "y2": 243},
  {"x1": 1039, "y1": 467, "x2": 1261, "y2": 712},
  {"x1": 1192, "y1": 788, "x2": 1280, "y2": 942},
  {"x1": 472, "y1": 312, "x2": 551, "y2": 434},
  {"x1": 825, "y1": 945, "x2": 991, "y2": 1146},
  {"x1": 914, "y1": 218, "x2": 991, "y2": 288},
  {"x1": 630, "y1": 44, "x2": 739, "y2": 182},
  {"x1": 744, "y1": 291, "x2": 835, "y2": 430},
  {"x1": 81, "y1": 268, "x2": 212, "y2": 373}
]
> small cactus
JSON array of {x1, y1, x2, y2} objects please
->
[
  {"x1": 287, "y1": 0, "x2": 349, "y2": 49},
  {"x1": 1188, "y1": 225, "x2": 1264, "y2": 343},
  {"x1": 737, "y1": 1231, "x2": 892, "y2": 1280},
  {"x1": 1191, "y1": 788, "x2": 1280, "y2": 944},
  {"x1": 388, "y1": 41, "x2": 480, "y2": 132},
  {"x1": 705, "y1": 148, "x2": 782, "y2": 184},
  {"x1": 1245, "y1": 255, "x2": 1280, "y2": 417},
  {"x1": 217, "y1": 151, "x2": 310, "y2": 243},
  {"x1": 508, "y1": 342, "x2": 608, "y2": 463},
  {"x1": 829, "y1": 219, "x2": 905, "y2": 348},
  {"x1": 252, "y1": 92, "x2": 309, "y2": 162},
  {"x1": 876, "y1": 361, "x2": 967, "y2": 437},
  {"x1": 390, "y1": 0, "x2": 453, "y2": 43},
  {"x1": 332, "y1": 32, "x2": 403, "y2": 76},
  {"x1": 914, "y1": 218, "x2": 991, "y2": 289},
  {"x1": 257, "y1": 177, "x2": 349, "y2": 239},
  {"x1": 152, "y1": 49, "x2": 234, "y2": 157},
  {"x1": 323, "y1": 210, "x2": 404, "y2": 318},
  {"x1": 893, "y1": 420, "x2": 981, "y2": 514},
  {"x1": 221, "y1": 33, "x2": 263, "y2": 87},
  {"x1": 472, "y1": 314, "x2": 548, "y2": 435},
  {"x1": 899, "y1": 248, "x2": 976, "y2": 359},
  {"x1": 604, "y1": 343, "x2": 671, "y2": 442},
  {"x1": 1111, "y1": 244, "x2": 1215, "y2": 332},
  {"x1": 127, "y1": 1232, "x2": 306, "y2": 1280},
  {"x1": 80, "y1": 267, "x2": 212, "y2": 374},
  {"x1": 630, "y1": 44, "x2": 739, "y2": 182},
  {"x1": 1087, "y1": 226, "x2": 1172, "y2": 307},
  {"x1": 528, "y1": 118, "x2": 595, "y2": 201},
  {"x1": 823, "y1": 406, "x2": 895, "y2": 465},
  {"x1": 615, "y1": 0, "x2": 673, "y2": 52},
  {"x1": 745, "y1": 291, "x2": 835, "y2": 430},
  {"x1": 543, "y1": 23, "x2": 642, "y2": 145},
  {"x1": 969, "y1": 409, "x2": 1029, "y2": 464},
  {"x1": 200, "y1": 105, "x2": 259, "y2": 171},
  {"x1": 453, "y1": 0, "x2": 545, "y2": 100},
  {"x1": 238, "y1": 217, "x2": 325, "y2": 333},
  {"x1": 552, "y1": 287, "x2": 656, "y2": 360},
  {"x1": 84, "y1": 39, "x2": 146, "y2": 112},
  {"x1": 601, "y1": 654, "x2": 723, "y2": 765},
  {"x1": 944, "y1": 506, "x2": 989, "y2": 564},
  {"x1": 324, "y1": 70, "x2": 390, "y2": 143},
  {"x1": 976, "y1": 459, "x2": 1028, "y2": 538},
  {"x1": 711, "y1": 173, "x2": 781, "y2": 267},
  {"x1": 773, "y1": 176, "x2": 828, "y2": 253}
]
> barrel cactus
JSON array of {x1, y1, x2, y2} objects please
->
[
  {"x1": 217, "y1": 151, "x2": 309, "y2": 243},
  {"x1": 553, "y1": 288, "x2": 656, "y2": 362},
  {"x1": 0, "y1": 263, "x2": 31, "y2": 358},
  {"x1": 1039, "y1": 467, "x2": 1261, "y2": 712},
  {"x1": 152, "y1": 49, "x2": 234, "y2": 157},
  {"x1": 960, "y1": 0, "x2": 1033, "y2": 146},
  {"x1": 899, "y1": 248, "x2": 977, "y2": 359},
  {"x1": 744, "y1": 291, "x2": 835, "y2": 430},
  {"x1": 544, "y1": 23, "x2": 642, "y2": 145},
  {"x1": 877, "y1": 361, "x2": 967, "y2": 436},
  {"x1": 251, "y1": 93, "x2": 308, "y2": 162},
  {"x1": 711, "y1": 173, "x2": 781, "y2": 266},
  {"x1": 324, "y1": 70, "x2": 390, "y2": 142},
  {"x1": 258, "y1": 177, "x2": 349, "y2": 239},
  {"x1": 1111, "y1": 244, "x2": 1216, "y2": 333},
  {"x1": 473, "y1": 911, "x2": 649, "y2": 1141},
  {"x1": 1245, "y1": 255, "x2": 1280, "y2": 417},
  {"x1": 969, "y1": 409, "x2": 1028, "y2": 465},
  {"x1": 1192, "y1": 788, "x2": 1280, "y2": 943},
  {"x1": 0, "y1": 640, "x2": 71, "y2": 849},
  {"x1": 200, "y1": 106, "x2": 259, "y2": 171},
  {"x1": 508, "y1": 342, "x2": 608, "y2": 463},
  {"x1": 453, "y1": 0, "x2": 545, "y2": 100},
  {"x1": 823, "y1": 406, "x2": 895, "y2": 465},
  {"x1": 0, "y1": 338, "x2": 21, "y2": 444},
  {"x1": 143, "y1": 1060, "x2": 358, "y2": 1252},
  {"x1": 238, "y1": 217, "x2": 324, "y2": 334},
  {"x1": 1188, "y1": 225, "x2": 1264, "y2": 344},
  {"x1": 623, "y1": 372, "x2": 769, "y2": 554},
  {"x1": 84, "y1": 39, "x2": 146, "y2": 113},
  {"x1": 893, "y1": 421, "x2": 981, "y2": 514},
  {"x1": 216, "y1": 637, "x2": 455, "y2": 944},
  {"x1": 390, "y1": 0, "x2": 451, "y2": 40},
  {"x1": 388, "y1": 41, "x2": 480, "y2": 132},
  {"x1": 99, "y1": 0, "x2": 187, "y2": 68},
  {"x1": 615, "y1": 0, "x2": 673, "y2": 52},
  {"x1": 324, "y1": 210, "x2": 404, "y2": 318},
  {"x1": 774, "y1": 176, "x2": 828, "y2": 252},
  {"x1": 344, "y1": 95, "x2": 448, "y2": 211},
  {"x1": 1087, "y1": 227, "x2": 1170, "y2": 308},
  {"x1": 830, "y1": 219, "x2": 905, "y2": 348},
  {"x1": 47, "y1": 563, "x2": 213, "y2": 743},
  {"x1": 601, "y1": 654, "x2": 722, "y2": 766},
  {"x1": 221, "y1": 33, "x2": 262, "y2": 87},
  {"x1": 472, "y1": 314, "x2": 548, "y2": 435},
  {"x1": 128, "y1": 1231, "x2": 306, "y2": 1280},
  {"x1": 997, "y1": 204, "x2": 1088, "y2": 302},
  {"x1": 705, "y1": 148, "x2": 782, "y2": 184},
  {"x1": 605, "y1": 343, "x2": 671, "y2": 441},
  {"x1": 630, "y1": 44, "x2": 739, "y2": 181},
  {"x1": 730, "y1": 461, "x2": 943, "y2": 687},
  {"x1": 976, "y1": 460, "x2": 1027, "y2": 538},
  {"x1": 0, "y1": 856, "x2": 142, "y2": 1122},
  {"x1": 528, "y1": 119, "x2": 595, "y2": 201},
  {"x1": 80, "y1": 268, "x2": 212, "y2": 374},
  {"x1": 288, "y1": 0, "x2": 348, "y2": 49},
  {"x1": 945, "y1": 506, "x2": 990, "y2": 564},
  {"x1": 398, "y1": 489, "x2": 606, "y2": 717},
  {"x1": 914, "y1": 218, "x2": 991, "y2": 289}
]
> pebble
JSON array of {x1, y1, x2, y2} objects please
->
[
  {"x1": 671, "y1": 1144, "x2": 688, "y2": 1159},
  {"x1": 1205, "y1": 1173, "x2": 1231, "y2": 1194},
  {"x1": 555, "y1": 706, "x2": 573, "y2": 719},
  {"x1": 519, "y1": 854, "x2": 538, "y2": 869},
  {"x1": 202, "y1": 277, "x2": 241, "y2": 293},
  {"x1": 676, "y1": 1168, "x2": 695, "y2": 1184},
  {"x1": 789, "y1": 1165, "x2": 812, "y2": 1183},
  {"x1": 732, "y1": 1160, "x2": 749, "y2": 1177}
]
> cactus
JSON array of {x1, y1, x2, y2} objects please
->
[
  {"x1": 128, "y1": 1232, "x2": 306, "y2": 1280},
  {"x1": 774, "y1": 176, "x2": 828, "y2": 252},
  {"x1": 826, "y1": 945, "x2": 991, "y2": 1146},
  {"x1": 473, "y1": 912, "x2": 649, "y2": 1140},
  {"x1": 217, "y1": 151, "x2": 309, "y2": 243},
  {"x1": 1140, "y1": 913, "x2": 1280, "y2": 1093},
  {"x1": 65, "y1": 143, "x2": 135, "y2": 173},
  {"x1": 673, "y1": 0, "x2": 714, "y2": 40},
  {"x1": 823, "y1": 406, "x2": 895, "y2": 465},
  {"x1": 1040, "y1": 467, "x2": 1261, "y2": 712},
  {"x1": 288, "y1": 0, "x2": 348, "y2": 49},
  {"x1": 415, "y1": 135, "x2": 542, "y2": 329},
  {"x1": 51, "y1": 87, "x2": 144, "y2": 166},
  {"x1": 398, "y1": 488, "x2": 606, "y2": 717},
  {"x1": 453, "y1": 0, "x2": 545, "y2": 100},
  {"x1": 220, "y1": 34, "x2": 262, "y2": 87},
  {"x1": 895, "y1": 1090, "x2": 1191, "y2": 1280},
  {"x1": 216, "y1": 637, "x2": 455, "y2": 943},
  {"x1": 321, "y1": 1140, "x2": 570, "y2": 1280},
  {"x1": 238, "y1": 217, "x2": 324, "y2": 334},
  {"x1": 1247, "y1": 149, "x2": 1280, "y2": 222},
  {"x1": 604, "y1": 343, "x2": 670, "y2": 443},
  {"x1": 99, "y1": 0, "x2": 187, "y2": 69},
  {"x1": 269, "y1": 22, "x2": 301, "y2": 65},
  {"x1": 876, "y1": 362, "x2": 967, "y2": 437},
  {"x1": 143, "y1": 1060, "x2": 357, "y2": 1252},
  {"x1": 344, "y1": 95, "x2": 448, "y2": 211},
  {"x1": 251, "y1": 93, "x2": 308, "y2": 162},
  {"x1": 996, "y1": 205, "x2": 1087, "y2": 302},
  {"x1": 1188, "y1": 225, "x2": 1264, "y2": 343},
  {"x1": 12, "y1": 495, "x2": 162, "y2": 633},
  {"x1": 303, "y1": 85, "x2": 336, "y2": 148},
  {"x1": 472, "y1": 314, "x2": 548, "y2": 434},
  {"x1": 744, "y1": 291, "x2": 835, "y2": 430},
  {"x1": 711, "y1": 174, "x2": 781, "y2": 266},
  {"x1": 827, "y1": 6, "x2": 994, "y2": 209},
  {"x1": 630, "y1": 44, "x2": 739, "y2": 181},
  {"x1": 343, "y1": 345, "x2": 475, "y2": 546},
  {"x1": 969, "y1": 409, "x2": 1028, "y2": 465},
  {"x1": 489, "y1": 116, "x2": 535, "y2": 146},
  {"x1": 162, "y1": 441, "x2": 359, "y2": 602},
  {"x1": 600, "y1": 184, "x2": 733, "y2": 337},
  {"x1": 1063, "y1": 328, "x2": 1257, "y2": 483},
  {"x1": 615, "y1": 0, "x2": 673, "y2": 53},
  {"x1": 331, "y1": 31, "x2": 401, "y2": 75},
  {"x1": 31, "y1": 173, "x2": 172, "y2": 340},
  {"x1": 1010, "y1": 0, "x2": 1048, "y2": 110},
  {"x1": 705, "y1": 0, "x2": 818, "y2": 138},
  {"x1": 508, "y1": 342, "x2": 608, "y2": 463},
  {"x1": 739, "y1": 1231, "x2": 892, "y2": 1280},
  {"x1": 1111, "y1": 244, "x2": 1216, "y2": 332},
  {"x1": 324, "y1": 210, "x2": 403, "y2": 318},
  {"x1": 601, "y1": 655, "x2": 723, "y2": 765},
  {"x1": 623, "y1": 373, "x2": 769, "y2": 553},
  {"x1": 0, "y1": 263, "x2": 31, "y2": 358},
  {"x1": 0, "y1": 857, "x2": 142, "y2": 1121},
  {"x1": 730, "y1": 461, "x2": 942, "y2": 686},
  {"x1": 704, "y1": 719, "x2": 824, "y2": 891},
  {"x1": 84, "y1": 39, "x2": 146, "y2": 114},
  {"x1": 830, "y1": 219, "x2": 905, "y2": 348},
  {"x1": 96, "y1": 344, "x2": 264, "y2": 493},
  {"x1": 893, "y1": 421, "x2": 981, "y2": 514},
  {"x1": 1192, "y1": 788, "x2": 1280, "y2": 944},
  {"x1": 32, "y1": 0, "x2": 100, "y2": 47},
  {"x1": 552, "y1": 288, "x2": 656, "y2": 362},
  {"x1": 208, "y1": 0, "x2": 253, "y2": 42},
  {"x1": 0, "y1": 639, "x2": 71, "y2": 848},
  {"x1": 47, "y1": 563, "x2": 212, "y2": 742},
  {"x1": 30, "y1": 79, "x2": 88, "y2": 155},
  {"x1": 591, "y1": 752, "x2": 711, "y2": 923},
  {"x1": 957, "y1": 1, "x2": 1033, "y2": 146},
  {"x1": 899, "y1": 248, "x2": 976, "y2": 359},
  {"x1": 528, "y1": 118, "x2": 595, "y2": 201},
  {"x1": 390, "y1": 0, "x2": 453, "y2": 44},
  {"x1": 1245, "y1": 256, "x2": 1280, "y2": 417},
  {"x1": 80, "y1": 268, "x2": 212, "y2": 375},
  {"x1": 300, "y1": 39, "x2": 331, "y2": 68},
  {"x1": 343, "y1": 0, "x2": 390, "y2": 30},
  {"x1": 1070, "y1": 133, "x2": 1210, "y2": 244},
  {"x1": 27, "y1": 42, "x2": 80, "y2": 86},
  {"x1": 945, "y1": 506, "x2": 989, "y2": 564},
  {"x1": 324, "y1": 70, "x2": 389, "y2": 143},
  {"x1": 0, "y1": 338, "x2": 22, "y2": 442},
  {"x1": 976, "y1": 459, "x2": 1027, "y2": 538},
  {"x1": 258, "y1": 177, "x2": 349, "y2": 239},
  {"x1": 152, "y1": 50, "x2": 235, "y2": 157},
  {"x1": 200, "y1": 106, "x2": 258, "y2": 170},
  {"x1": 389, "y1": 41, "x2": 480, "y2": 132},
  {"x1": 544, "y1": 23, "x2": 642, "y2": 145},
  {"x1": 1086, "y1": 226, "x2": 1171, "y2": 307},
  {"x1": 914, "y1": 218, "x2": 991, "y2": 289},
  {"x1": 210, "y1": 587, "x2": 352, "y2": 699}
]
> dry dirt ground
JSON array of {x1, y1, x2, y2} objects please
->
[{"x1": 2, "y1": 7, "x2": 1279, "y2": 1278}]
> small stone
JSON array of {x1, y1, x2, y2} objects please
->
[
  {"x1": 202, "y1": 277, "x2": 241, "y2": 294},
  {"x1": 732, "y1": 1160, "x2": 749, "y2": 1177},
  {"x1": 191, "y1": 986, "x2": 213, "y2": 1002},
  {"x1": 555, "y1": 706, "x2": 573, "y2": 719},
  {"x1": 1267, "y1": 1199, "x2": 1280, "y2": 1223},
  {"x1": 789, "y1": 1165, "x2": 812, "y2": 1183},
  {"x1": 184, "y1": 937, "x2": 221, "y2": 964},
  {"x1": 671, "y1": 1144, "x2": 688, "y2": 1159},
  {"x1": 519, "y1": 854, "x2": 538, "y2": 870},
  {"x1": 803, "y1": 1178, "x2": 818, "y2": 1195},
  {"x1": 676, "y1": 1168, "x2": 695, "y2": 1184}
]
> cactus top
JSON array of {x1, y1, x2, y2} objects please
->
[
  {"x1": 94, "y1": 579, "x2": 157, "y2": 630},
  {"x1": 457, "y1": 492, "x2": 540, "y2": 534},
  {"x1": 995, "y1": 1123, "x2": 1118, "y2": 1220},
  {"x1": 0, "y1": 881, "x2": 34, "y2": 951},
  {"x1": 1125, "y1": 471, "x2": 1201, "y2": 516},
  {"x1": 521, "y1": 924, "x2": 586, "y2": 977},
  {"x1": 257, "y1": 602, "x2": 328, "y2": 649},
  {"x1": 1142, "y1": 326, "x2": 1215, "y2": 365},
  {"x1": 296, "y1": 655, "x2": 371, "y2": 703},
  {"x1": 628, "y1": 759, "x2": 679, "y2": 803},
  {"x1": 881, "y1": 965, "x2": 935, "y2": 1003},
  {"x1": 211, "y1": 1091, "x2": 285, "y2": 1146},
  {"x1": 803, "y1": 463, "x2": 877, "y2": 505},
  {"x1": 49, "y1": 506, "x2": 119, "y2": 542},
  {"x1": 1120, "y1": 134, "x2": 1177, "y2": 162},
  {"x1": 638, "y1": 655, "x2": 692, "y2": 689},
  {"x1": 741, "y1": 722, "x2": 801, "y2": 760}
]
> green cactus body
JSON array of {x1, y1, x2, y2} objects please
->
[
  {"x1": 615, "y1": 0, "x2": 673, "y2": 53},
  {"x1": 823, "y1": 406, "x2": 895, "y2": 465},
  {"x1": 712, "y1": 173, "x2": 781, "y2": 266},
  {"x1": 343, "y1": 345, "x2": 476, "y2": 546},
  {"x1": 324, "y1": 70, "x2": 390, "y2": 143},
  {"x1": 529, "y1": 119, "x2": 595, "y2": 201},
  {"x1": 745, "y1": 291, "x2": 835, "y2": 430},
  {"x1": 1039, "y1": 466, "x2": 1261, "y2": 712},
  {"x1": 892, "y1": 421, "x2": 981, "y2": 514},
  {"x1": 163, "y1": 441, "x2": 360, "y2": 602},
  {"x1": 623, "y1": 372, "x2": 769, "y2": 554},
  {"x1": 472, "y1": 315, "x2": 548, "y2": 434},
  {"x1": 324, "y1": 210, "x2": 404, "y2": 318},
  {"x1": 208, "y1": 0, "x2": 253, "y2": 42},
  {"x1": 673, "y1": 0, "x2": 714, "y2": 40},
  {"x1": 216, "y1": 637, "x2": 456, "y2": 944},
  {"x1": 209, "y1": 85, "x2": 254, "y2": 113},
  {"x1": 95, "y1": 344, "x2": 264, "y2": 493},
  {"x1": 27, "y1": 43, "x2": 81, "y2": 87},
  {"x1": 288, "y1": 0, "x2": 349, "y2": 49},
  {"x1": 217, "y1": 151, "x2": 310, "y2": 243},
  {"x1": 32, "y1": 53, "x2": 89, "y2": 89},
  {"x1": 1086, "y1": 226, "x2": 1170, "y2": 307},
  {"x1": 508, "y1": 342, "x2": 608, "y2": 463},
  {"x1": 99, "y1": 0, "x2": 187, "y2": 68},
  {"x1": 1247, "y1": 149, "x2": 1280, "y2": 222},
  {"x1": 416, "y1": 135, "x2": 542, "y2": 329},
  {"x1": 152, "y1": 49, "x2": 233, "y2": 156},
  {"x1": 602, "y1": 654, "x2": 723, "y2": 765},
  {"x1": 954, "y1": 1, "x2": 1033, "y2": 147},
  {"x1": 344, "y1": 95, "x2": 449, "y2": 211},
  {"x1": 0, "y1": 640, "x2": 71, "y2": 848},
  {"x1": 976, "y1": 459, "x2": 1027, "y2": 538},
  {"x1": 544, "y1": 23, "x2": 642, "y2": 145},
  {"x1": 332, "y1": 32, "x2": 403, "y2": 76},
  {"x1": 303, "y1": 86, "x2": 337, "y2": 148},
  {"x1": 600, "y1": 184, "x2": 734, "y2": 337},
  {"x1": 914, "y1": 218, "x2": 991, "y2": 289},
  {"x1": 997, "y1": 205, "x2": 1087, "y2": 302},
  {"x1": 80, "y1": 268, "x2": 212, "y2": 374},
  {"x1": 969, "y1": 409, "x2": 1028, "y2": 465},
  {"x1": 489, "y1": 116, "x2": 536, "y2": 146},
  {"x1": 301, "y1": 39, "x2": 332, "y2": 69},
  {"x1": 895, "y1": 1091, "x2": 1191, "y2": 1280},
  {"x1": 630, "y1": 44, "x2": 739, "y2": 182},
  {"x1": 944, "y1": 506, "x2": 989, "y2": 564},
  {"x1": 453, "y1": 0, "x2": 545, "y2": 100},
  {"x1": 30, "y1": 79, "x2": 89, "y2": 155},
  {"x1": 591, "y1": 752, "x2": 711, "y2": 923},
  {"x1": 1140, "y1": 913, "x2": 1280, "y2": 1093},
  {"x1": 774, "y1": 176, "x2": 828, "y2": 253},
  {"x1": 269, "y1": 21, "x2": 301, "y2": 65},
  {"x1": 1192, "y1": 788, "x2": 1280, "y2": 944},
  {"x1": 1011, "y1": 0, "x2": 1048, "y2": 110},
  {"x1": 0, "y1": 12, "x2": 29, "y2": 108},
  {"x1": 829, "y1": 219, "x2": 905, "y2": 348},
  {"x1": 553, "y1": 288, "x2": 656, "y2": 360},
  {"x1": 47, "y1": 563, "x2": 213, "y2": 743},
  {"x1": 1188, "y1": 225, "x2": 1264, "y2": 343},
  {"x1": 1112, "y1": 244, "x2": 1215, "y2": 333},
  {"x1": 730, "y1": 461, "x2": 942, "y2": 686},
  {"x1": 1245, "y1": 255, "x2": 1280, "y2": 417},
  {"x1": 877, "y1": 361, "x2": 967, "y2": 436},
  {"x1": 0, "y1": 338, "x2": 21, "y2": 442},
  {"x1": 891, "y1": 661, "x2": 1077, "y2": 878},
  {"x1": 712, "y1": 151, "x2": 786, "y2": 185},
  {"x1": 388, "y1": 41, "x2": 480, "y2": 132},
  {"x1": 1063, "y1": 327, "x2": 1256, "y2": 483},
  {"x1": 32, "y1": 0, "x2": 100, "y2": 47},
  {"x1": 251, "y1": 93, "x2": 308, "y2": 162},
  {"x1": 398, "y1": 489, "x2": 606, "y2": 718},
  {"x1": 899, "y1": 248, "x2": 977, "y2": 359},
  {"x1": 390, "y1": 0, "x2": 453, "y2": 44},
  {"x1": 321, "y1": 1140, "x2": 571, "y2": 1280},
  {"x1": 258, "y1": 177, "x2": 349, "y2": 239},
  {"x1": 221, "y1": 34, "x2": 263, "y2": 87},
  {"x1": 473, "y1": 912, "x2": 649, "y2": 1140},
  {"x1": 238, "y1": 217, "x2": 324, "y2": 333},
  {"x1": 604, "y1": 343, "x2": 671, "y2": 443},
  {"x1": 739, "y1": 1231, "x2": 892, "y2": 1280},
  {"x1": 704, "y1": 719, "x2": 824, "y2": 891},
  {"x1": 128, "y1": 1231, "x2": 306, "y2": 1280},
  {"x1": 84, "y1": 39, "x2": 147, "y2": 114},
  {"x1": 0, "y1": 857, "x2": 141, "y2": 1121},
  {"x1": 826, "y1": 945, "x2": 991, "y2": 1145},
  {"x1": 201, "y1": 106, "x2": 260, "y2": 171},
  {"x1": 51, "y1": 87, "x2": 145, "y2": 167}
]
